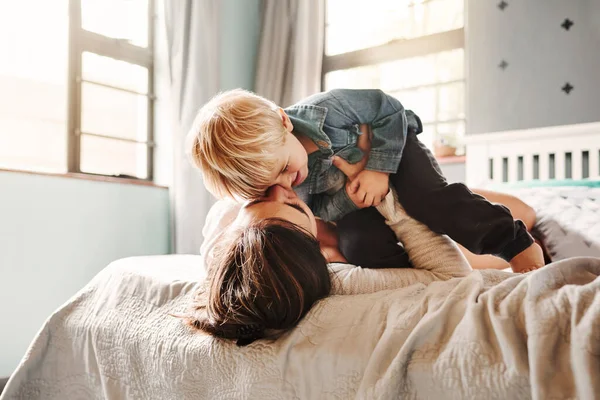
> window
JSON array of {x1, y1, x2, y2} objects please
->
[
  {"x1": 323, "y1": 0, "x2": 465, "y2": 154},
  {"x1": 0, "y1": 0, "x2": 155, "y2": 179}
]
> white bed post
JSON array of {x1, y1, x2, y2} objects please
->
[
  {"x1": 465, "y1": 122, "x2": 600, "y2": 186},
  {"x1": 465, "y1": 142, "x2": 489, "y2": 186}
]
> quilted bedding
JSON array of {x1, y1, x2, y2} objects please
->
[
  {"x1": 2, "y1": 254, "x2": 599, "y2": 400},
  {"x1": 502, "y1": 186, "x2": 600, "y2": 261}
]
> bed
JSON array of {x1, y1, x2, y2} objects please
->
[
  {"x1": 2, "y1": 123, "x2": 600, "y2": 400},
  {"x1": 1, "y1": 255, "x2": 600, "y2": 400}
]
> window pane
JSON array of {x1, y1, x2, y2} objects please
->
[
  {"x1": 390, "y1": 88, "x2": 436, "y2": 124},
  {"x1": 81, "y1": 83, "x2": 148, "y2": 141},
  {"x1": 436, "y1": 120, "x2": 465, "y2": 154},
  {"x1": 420, "y1": 121, "x2": 466, "y2": 154},
  {"x1": 437, "y1": 81, "x2": 465, "y2": 122},
  {"x1": 424, "y1": 0, "x2": 463, "y2": 37},
  {"x1": 380, "y1": 55, "x2": 437, "y2": 91},
  {"x1": 81, "y1": 0, "x2": 148, "y2": 47},
  {"x1": 0, "y1": 117, "x2": 65, "y2": 172},
  {"x1": 80, "y1": 135, "x2": 147, "y2": 178},
  {"x1": 325, "y1": 65, "x2": 380, "y2": 89},
  {"x1": 325, "y1": 49, "x2": 464, "y2": 92},
  {"x1": 0, "y1": 0, "x2": 68, "y2": 172},
  {"x1": 82, "y1": 52, "x2": 148, "y2": 93},
  {"x1": 435, "y1": 49, "x2": 464, "y2": 83},
  {"x1": 418, "y1": 124, "x2": 435, "y2": 152},
  {"x1": 326, "y1": 0, "x2": 464, "y2": 56}
]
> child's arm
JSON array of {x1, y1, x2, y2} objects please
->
[
  {"x1": 375, "y1": 188, "x2": 471, "y2": 277},
  {"x1": 310, "y1": 124, "x2": 377, "y2": 221},
  {"x1": 310, "y1": 183, "x2": 367, "y2": 222},
  {"x1": 323, "y1": 89, "x2": 420, "y2": 174},
  {"x1": 336, "y1": 124, "x2": 388, "y2": 207},
  {"x1": 323, "y1": 92, "x2": 414, "y2": 207}
]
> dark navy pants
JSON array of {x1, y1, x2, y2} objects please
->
[{"x1": 336, "y1": 131, "x2": 533, "y2": 269}]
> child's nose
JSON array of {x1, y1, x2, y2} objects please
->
[
  {"x1": 265, "y1": 185, "x2": 294, "y2": 201},
  {"x1": 275, "y1": 174, "x2": 293, "y2": 190},
  {"x1": 267, "y1": 185, "x2": 288, "y2": 201}
]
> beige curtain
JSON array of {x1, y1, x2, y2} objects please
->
[{"x1": 254, "y1": 0, "x2": 325, "y2": 107}]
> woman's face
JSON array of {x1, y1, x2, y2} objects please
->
[{"x1": 234, "y1": 185, "x2": 318, "y2": 236}]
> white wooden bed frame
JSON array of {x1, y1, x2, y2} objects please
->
[{"x1": 465, "y1": 122, "x2": 600, "y2": 186}]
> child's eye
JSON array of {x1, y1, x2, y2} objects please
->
[{"x1": 281, "y1": 164, "x2": 289, "y2": 174}]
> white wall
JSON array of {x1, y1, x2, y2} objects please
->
[{"x1": 0, "y1": 171, "x2": 170, "y2": 377}]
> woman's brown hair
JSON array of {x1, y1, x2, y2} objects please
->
[{"x1": 187, "y1": 218, "x2": 331, "y2": 346}]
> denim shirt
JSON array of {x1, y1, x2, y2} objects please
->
[{"x1": 284, "y1": 89, "x2": 422, "y2": 222}]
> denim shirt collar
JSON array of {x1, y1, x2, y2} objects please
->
[{"x1": 284, "y1": 105, "x2": 332, "y2": 153}]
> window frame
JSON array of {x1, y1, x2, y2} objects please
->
[
  {"x1": 67, "y1": 0, "x2": 156, "y2": 180},
  {"x1": 321, "y1": 1, "x2": 465, "y2": 151}
]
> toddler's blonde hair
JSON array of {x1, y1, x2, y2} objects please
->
[{"x1": 186, "y1": 89, "x2": 287, "y2": 200}]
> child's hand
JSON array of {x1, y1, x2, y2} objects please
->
[
  {"x1": 347, "y1": 170, "x2": 390, "y2": 207},
  {"x1": 345, "y1": 181, "x2": 371, "y2": 208}
]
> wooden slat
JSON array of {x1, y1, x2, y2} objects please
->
[
  {"x1": 555, "y1": 152, "x2": 565, "y2": 180},
  {"x1": 523, "y1": 153, "x2": 534, "y2": 181},
  {"x1": 494, "y1": 157, "x2": 503, "y2": 184},
  {"x1": 572, "y1": 151, "x2": 582, "y2": 180},
  {"x1": 508, "y1": 155, "x2": 519, "y2": 182},
  {"x1": 539, "y1": 153, "x2": 549, "y2": 180},
  {"x1": 591, "y1": 150, "x2": 600, "y2": 179}
]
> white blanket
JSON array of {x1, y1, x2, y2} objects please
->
[{"x1": 2, "y1": 254, "x2": 600, "y2": 400}]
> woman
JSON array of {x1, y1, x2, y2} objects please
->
[
  {"x1": 200, "y1": 186, "x2": 543, "y2": 271},
  {"x1": 188, "y1": 185, "x2": 474, "y2": 345}
]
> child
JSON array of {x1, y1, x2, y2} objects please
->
[{"x1": 188, "y1": 88, "x2": 544, "y2": 273}]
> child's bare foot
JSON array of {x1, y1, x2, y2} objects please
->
[{"x1": 509, "y1": 242, "x2": 545, "y2": 273}]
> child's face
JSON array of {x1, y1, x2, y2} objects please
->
[{"x1": 270, "y1": 112, "x2": 309, "y2": 190}]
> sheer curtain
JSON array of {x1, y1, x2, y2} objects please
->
[
  {"x1": 164, "y1": 0, "x2": 220, "y2": 254},
  {"x1": 254, "y1": 0, "x2": 325, "y2": 106}
]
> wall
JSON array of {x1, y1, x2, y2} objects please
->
[
  {"x1": 220, "y1": 0, "x2": 262, "y2": 90},
  {"x1": 467, "y1": 0, "x2": 600, "y2": 134},
  {"x1": 0, "y1": 171, "x2": 170, "y2": 377},
  {"x1": 440, "y1": 161, "x2": 466, "y2": 183}
]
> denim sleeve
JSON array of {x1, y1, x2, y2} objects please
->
[
  {"x1": 311, "y1": 187, "x2": 359, "y2": 222},
  {"x1": 328, "y1": 89, "x2": 412, "y2": 173}
]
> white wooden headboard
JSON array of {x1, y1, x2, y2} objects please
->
[{"x1": 465, "y1": 122, "x2": 600, "y2": 186}]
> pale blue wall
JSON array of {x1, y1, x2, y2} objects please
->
[
  {"x1": 219, "y1": 0, "x2": 262, "y2": 91},
  {"x1": 0, "y1": 171, "x2": 170, "y2": 377}
]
